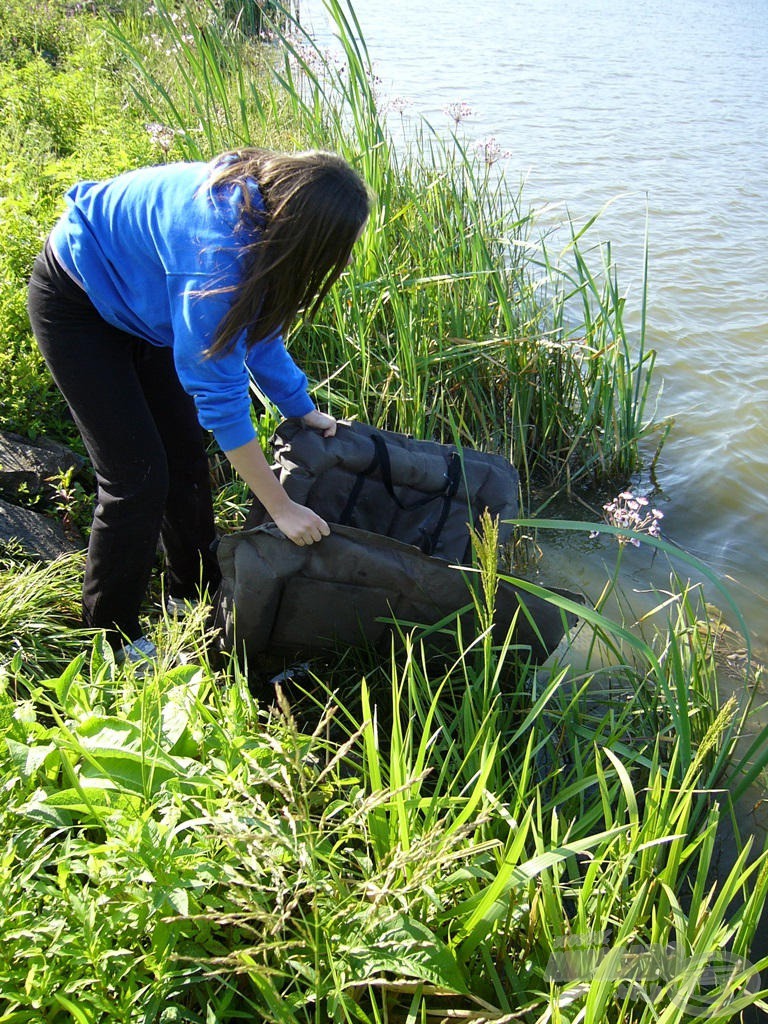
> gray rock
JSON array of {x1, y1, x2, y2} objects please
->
[
  {"x1": 0, "y1": 497, "x2": 78, "y2": 561},
  {"x1": 0, "y1": 430, "x2": 87, "y2": 503}
]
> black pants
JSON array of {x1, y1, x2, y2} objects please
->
[{"x1": 27, "y1": 242, "x2": 221, "y2": 645}]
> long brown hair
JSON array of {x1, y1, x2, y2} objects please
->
[{"x1": 204, "y1": 148, "x2": 371, "y2": 356}]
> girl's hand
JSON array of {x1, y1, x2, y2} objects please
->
[
  {"x1": 301, "y1": 409, "x2": 337, "y2": 437},
  {"x1": 272, "y1": 498, "x2": 330, "y2": 546},
  {"x1": 224, "y1": 436, "x2": 330, "y2": 547}
]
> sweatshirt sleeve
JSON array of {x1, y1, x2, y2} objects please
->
[
  {"x1": 168, "y1": 273, "x2": 313, "y2": 451},
  {"x1": 244, "y1": 331, "x2": 315, "y2": 420}
]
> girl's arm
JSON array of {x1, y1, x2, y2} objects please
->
[{"x1": 224, "y1": 412, "x2": 335, "y2": 544}]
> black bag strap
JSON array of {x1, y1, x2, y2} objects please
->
[
  {"x1": 420, "y1": 451, "x2": 462, "y2": 555},
  {"x1": 338, "y1": 443, "x2": 381, "y2": 525},
  {"x1": 369, "y1": 432, "x2": 448, "y2": 512},
  {"x1": 340, "y1": 432, "x2": 463, "y2": 555}
]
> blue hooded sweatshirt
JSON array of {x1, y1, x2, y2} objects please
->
[{"x1": 48, "y1": 159, "x2": 314, "y2": 452}]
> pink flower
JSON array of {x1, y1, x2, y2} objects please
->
[
  {"x1": 592, "y1": 490, "x2": 664, "y2": 547},
  {"x1": 473, "y1": 136, "x2": 512, "y2": 166},
  {"x1": 444, "y1": 100, "x2": 474, "y2": 125}
]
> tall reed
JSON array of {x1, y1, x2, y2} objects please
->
[{"x1": 109, "y1": 0, "x2": 660, "y2": 486}]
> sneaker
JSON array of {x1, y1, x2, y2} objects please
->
[
  {"x1": 115, "y1": 635, "x2": 158, "y2": 676},
  {"x1": 165, "y1": 595, "x2": 201, "y2": 618}
]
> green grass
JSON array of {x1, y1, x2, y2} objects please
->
[
  {"x1": 2, "y1": 2, "x2": 768, "y2": 1021},
  {"x1": 1, "y1": 542, "x2": 767, "y2": 1022}
]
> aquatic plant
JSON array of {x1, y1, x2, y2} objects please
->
[
  {"x1": 443, "y1": 98, "x2": 474, "y2": 125},
  {"x1": 590, "y1": 489, "x2": 664, "y2": 546},
  {"x1": 108, "y1": 0, "x2": 660, "y2": 486}
]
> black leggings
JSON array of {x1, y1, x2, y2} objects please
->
[{"x1": 27, "y1": 242, "x2": 221, "y2": 645}]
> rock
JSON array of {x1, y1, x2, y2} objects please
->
[
  {"x1": 0, "y1": 430, "x2": 88, "y2": 503},
  {"x1": 0, "y1": 497, "x2": 78, "y2": 561}
]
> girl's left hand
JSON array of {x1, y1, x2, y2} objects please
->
[{"x1": 301, "y1": 409, "x2": 337, "y2": 437}]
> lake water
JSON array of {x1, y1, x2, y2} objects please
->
[{"x1": 298, "y1": 0, "x2": 768, "y2": 652}]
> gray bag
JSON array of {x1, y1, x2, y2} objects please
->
[
  {"x1": 216, "y1": 420, "x2": 576, "y2": 668},
  {"x1": 247, "y1": 419, "x2": 521, "y2": 562}
]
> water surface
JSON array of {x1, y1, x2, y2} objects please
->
[{"x1": 299, "y1": 0, "x2": 768, "y2": 646}]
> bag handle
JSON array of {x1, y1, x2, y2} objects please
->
[
  {"x1": 423, "y1": 451, "x2": 461, "y2": 555},
  {"x1": 340, "y1": 431, "x2": 462, "y2": 554}
]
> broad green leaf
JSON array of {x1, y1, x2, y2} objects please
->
[
  {"x1": 78, "y1": 752, "x2": 177, "y2": 797},
  {"x1": 343, "y1": 913, "x2": 468, "y2": 994},
  {"x1": 53, "y1": 653, "x2": 88, "y2": 711},
  {"x1": 162, "y1": 698, "x2": 190, "y2": 744},
  {"x1": 75, "y1": 715, "x2": 147, "y2": 755},
  {"x1": 14, "y1": 788, "x2": 74, "y2": 827},
  {"x1": 5, "y1": 739, "x2": 56, "y2": 779}
]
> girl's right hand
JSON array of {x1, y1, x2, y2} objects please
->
[
  {"x1": 224, "y1": 437, "x2": 331, "y2": 547},
  {"x1": 272, "y1": 498, "x2": 330, "y2": 546}
]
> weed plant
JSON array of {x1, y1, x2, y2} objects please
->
[{"x1": 2, "y1": 533, "x2": 768, "y2": 1021}]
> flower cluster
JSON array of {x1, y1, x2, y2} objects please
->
[
  {"x1": 386, "y1": 95, "x2": 412, "y2": 115},
  {"x1": 473, "y1": 135, "x2": 513, "y2": 167},
  {"x1": 288, "y1": 39, "x2": 347, "y2": 80},
  {"x1": 444, "y1": 100, "x2": 474, "y2": 125},
  {"x1": 145, "y1": 122, "x2": 178, "y2": 153},
  {"x1": 145, "y1": 3, "x2": 181, "y2": 19},
  {"x1": 145, "y1": 28, "x2": 195, "y2": 57},
  {"x1": 590, "y1": 491, "x2": 664, "y2": 547}
]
